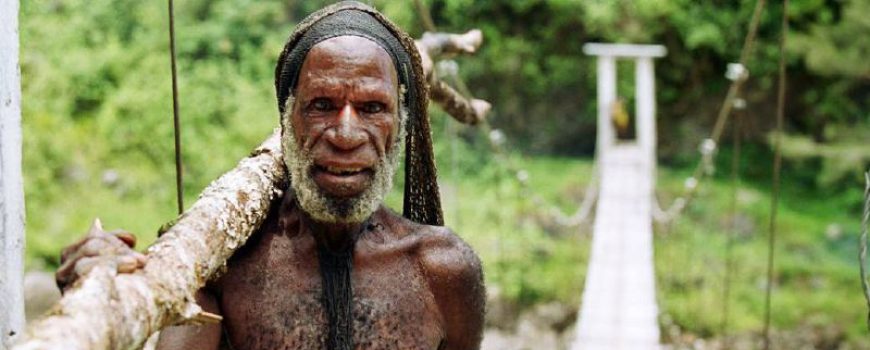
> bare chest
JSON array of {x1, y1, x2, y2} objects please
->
[{"x1": 215, "y1": 234, "x2": 444, "y2": 350}]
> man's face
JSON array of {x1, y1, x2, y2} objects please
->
[{"x1": 282, "y1": 35, "x2": 402, "y2": 224}]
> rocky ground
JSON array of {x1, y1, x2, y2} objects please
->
[{"x1": 481, "y1": 286, "x2": 577, "y2": 350}]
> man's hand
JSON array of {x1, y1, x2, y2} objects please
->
[{"x1": 55, "y1": 218, "x2": 148, "y2": 292}]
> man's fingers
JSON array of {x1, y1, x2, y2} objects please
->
[
  {"x1": 73, "y1": 254, "x2": 141, "y2": 283},
  {"x1": 56, "y1": 250, "x2": 145, "y2": 292},
  {"x1": 61, "y1": 239, "x2": 106, "y2": 267},
  {"x1": 72, "y1": 257, "x2": 102, "y2": 278},
  {"x1": 56, "y1": 258, "x2": 78, "y2": 291},
  {"x1": 134, "y1": 251, "x2": 148, "y2": 266},
  {"x1": 60, "y1": 237, "x2": 89, "y2": 263},
  {"x1": 62, "y1": 236, "x2": 129, "y2": 268},
  {"x1": 80, "y1": 238, "x2": 115, "y2": 257},
  {"x1": 56, "y1": 221, "x2": 143, "y2": 292},
  {"x1": 116, "y1": 255, "x2": 141, "y2": 273},
  {"x1": 110, "y1": 230, "x2": 137, "y2": 248}
]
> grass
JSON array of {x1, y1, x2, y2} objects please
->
[{"x1": 654, "y1": 158, "x2": 868, "y2": 347}]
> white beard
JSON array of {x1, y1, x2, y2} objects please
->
[{"x1": 280, "y1": 95, "x2": 406, "y2": 224}]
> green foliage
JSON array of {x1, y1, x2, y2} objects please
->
[{"x1": 20, "y1": 0, "x2": 286, "y2": 264}]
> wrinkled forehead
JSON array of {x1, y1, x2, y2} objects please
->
[
  {"x1": 308, "y1": 36, "x2": 396, "y2": 70},
  {"x1": 296, "y1": 35, "x2": 399, "y2": 96}
]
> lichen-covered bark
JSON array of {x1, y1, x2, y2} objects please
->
[{"x1": 13, "y1": 130, "x2": 286, "y2": 350}]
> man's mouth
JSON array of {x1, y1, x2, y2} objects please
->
[
  {"x1": 322, "y1": 165, "x2": 368, "y2": 176},
  {"x1": 312, "y1": 164, "x2": 375, "y2": 197}
]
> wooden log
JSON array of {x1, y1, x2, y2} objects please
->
[
  {"x1": 12, "y1": 131, "x2": 286, "y2": 350},
  {"x1": 1, "y1": 0, "x2": 26, "y2": 348},
  {"x1": 417, "y1": 30, "x2": 483, "y2": 61},
  {"x1": 415, "y1": 30, "x2": 491, "y2": 125}
]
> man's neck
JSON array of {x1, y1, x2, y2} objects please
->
[{"x1": 302, "y1": 211, "x2": 371, "y2": 253}]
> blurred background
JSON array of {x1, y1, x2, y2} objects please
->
[{"x1": 18, "y1": 0, "x2": 869, "y2": 348}]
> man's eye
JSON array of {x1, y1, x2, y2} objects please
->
[
  {"x1": 311, "y1": 98, "x2": 334, "y2": 111},
  {"x1": 361, "y1": 102, "x2": 386, "y2": 114}
]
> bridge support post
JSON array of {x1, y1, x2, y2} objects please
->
[
  {"x1": 595, "y1": 56, "x2": 617, "y2": 159},
  {"x1": 1, "y1": 0, "x2": 26, "y2": 348},
  {"x1": 635, "y1": 56, "x2": 657, "y2": 181}
]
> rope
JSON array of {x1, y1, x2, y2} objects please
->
[
  {"x1": 463, "y1": 94, "x2": 598, "y2": 227},
  {"x1": 762, "y1": 1, "x2": 789, "y2": 347},
  {"x1": 720, "y1": 106, "x2": 743, "y2": 344},
  {"x1": 167, "y1": 0, "x2": 184, "y2": 214},
  {"x1": 652, "y1": 0, "x2": 767, "y2": 223},
  {"x1": 860, "y1": 170, "x2": 870, "y2": 331},
  {"x1": 478, "y1": 116, "x2": 599, "y2": 228},
  {"x1": 413, "y1": 0, "x2": 437, "y2": 33}
]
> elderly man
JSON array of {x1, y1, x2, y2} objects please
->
[{"x1": 55, "y1": 2, "x2": 485, "y2": 349}]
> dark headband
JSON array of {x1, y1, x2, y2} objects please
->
[{"x1": 275, "y1": 9, "x2": 413, "y2": 114}]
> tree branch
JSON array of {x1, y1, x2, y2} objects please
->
[
  {"x1": 415, "y1": 29, "x2": 491, "y2": 125},
  {"x1": 428, "y1": 77, "x2": 490, "y2": 125}
]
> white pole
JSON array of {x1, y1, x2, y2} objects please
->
[
  {"x1": 635, "y1": 56, "x2": 657, "y2": 174},
  {"x1": 0, "y1": 0, "x2": 26, "y2": 348},
  {"x1": 596, "y1": 56, "x2": 616, "y2": 159}
]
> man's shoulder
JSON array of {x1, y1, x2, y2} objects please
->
[
  {"x1": 389, "y1": 210, "x2": 486, "y2": 337},
  {"x1": 375, "y1": 206, "x2": 477, "y2": 263},
  {"x1": 415, "y1": 225, "x2": 478, "y2": 265},
  {"x1": 393, "y1": 214, "x2": 482, "y2": 286}
]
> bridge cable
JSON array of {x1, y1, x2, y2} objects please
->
[
  {"x1": 167, "y1": 0, "x2": 184, "y2": 214},
  {"x1": 762, "y1": 0, "x2": 789, "y2": 348},
  {"x1": 652, "y1": 0, "x2": 767, "y2": 223},
  {"x1": 413, "y1": 0, "x2": 437, "y2": 33},
  {"x1": 860, "y1": 171, "x2": 870, "y2": 331},
  {"x1": 720, "y1": 103, "x2": 743, "y2": 345}
]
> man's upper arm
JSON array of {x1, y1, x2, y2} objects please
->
[
  {"x1": 419, "y1": 228, "x2": 485, "y2": 350},
  {"x1": 156, "y1": 289, "x2": 223, "y2": 350}
]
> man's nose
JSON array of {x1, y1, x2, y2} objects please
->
[{"x1": 326, "y1": 103, "x2": 367, "y2": 151}]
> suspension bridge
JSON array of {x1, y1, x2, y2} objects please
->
[
  {"x1": 564, "y1": 1, "x2": 787, "y2": 348},
  {"x1": 571, "y1": 43, "x2": 665, "y2": 350}
]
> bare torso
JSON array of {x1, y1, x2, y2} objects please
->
[{"x1": 158, "y1": 195, "x2": 484, "y2": 350}]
